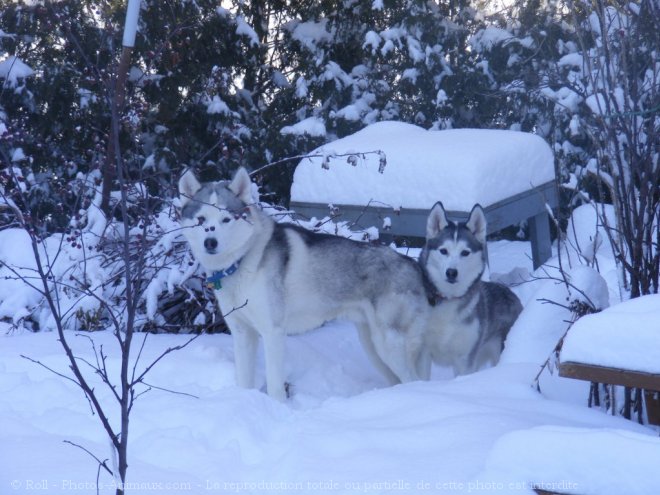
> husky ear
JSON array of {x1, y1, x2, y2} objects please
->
[
  {"x1": 466, "y1": 204, "x2": 487, "y2": 244},
  {"x1": 229, "y1": 167, "x2": 254, "y2": 204},
  {"x1": 426, "y1": 202, "x2": 450, "y2": 239},
  {"x1": 178, "y1": 169, "x2": 201, "y2": 205}
]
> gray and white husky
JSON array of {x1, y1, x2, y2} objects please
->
[
  {"x1": 179, "y1": 167, "x2": 433, "y2": 401},
  {"x1": 419, "y1": 202, "x2": 522, "y2": 376}
]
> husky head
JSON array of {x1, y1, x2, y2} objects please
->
[
  {"x1": 422, "y1": 202, "x2": 487, "y2": 299},
  {"x1": 178, "y1": 167, "x2": 257, "y2": 271}
]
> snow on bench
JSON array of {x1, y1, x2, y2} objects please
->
[
  {"x1": 290, "y1": 121, "x2": 557, "y2": 268},
  {"x1": 559, "y1": 294, "x2": 660, "y2": 424}
]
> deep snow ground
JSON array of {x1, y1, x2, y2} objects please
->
[
  {"x1": 2, "y1": 322, "x2": 658, "y2": 495},
  {"x1": 2, "y1": 238, "x2": 660, "y2": 495}
]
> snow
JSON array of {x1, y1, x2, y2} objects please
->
[
  {"x1": 281, "y1": 116, "x2": 327, "y2": 137},
  {"x1": 0, "y1": 229, "x2": 43, "y2": 323},
  {"x1": 289, "y1": 19, "x2": 332, "y2": 51},
  {"x1": 0, "y1": 56, "x2": 34, "y2": 87},
  {"x1": 272, "y1": 70, "x2": 290, "y2": 88},
  {"x1": 479, "y1": 426, "x2": 660, "y2": 495},
  {"x1": 565, "y1": 202, "x2": 616, "y2": 265},
  {"x1": 1, "y1": 323, "x2": 656, "y2": 495},
  {"x1": 501, "y1": 264, "x2": 610, "y2": 368},
  {"x1": 401, "y1": 68, "x2": 419, "y2": 83},
  {"x1": 295, "y1": 76, "x2": 309, "y2": 98},
  {"x1": 470, "y1": 27, "x2": 514, "y2": 51},
  {"x1": 334, "y1": 104, "x2": 362, "y2": 121},
  {"x1": 589, "y1": 8, "x2": 629, "y2": 37},
  {"x1": 406, "y1": 36, "x2": 424, "y2": 63},
  {"x1": 558, "y1": 53, "x2": 583, "y2": 69},
  {"x1": 11, "y1": 147, "x2": 26, "y2": 162},
  {"x1": 561, "y1": 294, "x2": 660, "y2": 374},
  {"x1": 585, "y1": 87, "x2": 625, "y2": 116},
  {"x1": 235, "y1": 16, "x2": 260, "y2": 47},
  {"x1": 291, "y1": 121, "x2": 554, "y2": 211},
  {"x1": 206, "y1": 95, "x2": 231, "y2": 115},
  {"x1": 541, "y1": 86, "x2": 582, "y2": 112},
  {"x1": 363, "y1": 30, "x2": 381, "y2": 52}
]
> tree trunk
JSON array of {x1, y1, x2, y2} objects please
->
[{"x1": 101, "y1": 45, "x2": 133, "y2": 215}]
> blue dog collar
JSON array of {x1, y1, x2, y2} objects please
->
[{"x1": 206, "y1": 261, "x2": 241, "y2": 290}]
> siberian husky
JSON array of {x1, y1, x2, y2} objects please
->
[
  {"x1": 178, "y1": 167, "x2": 433, "y2": 401},
  {"x1": 419, "y1": 202, "x2": 522, "y2": 376}
]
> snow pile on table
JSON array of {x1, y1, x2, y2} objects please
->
[
  {"x1": 560, "y1": 294, "x2": 660, "y2": 374},
  {"x1": 291, "y1": 121, "x2": 554, "y2": 211}
]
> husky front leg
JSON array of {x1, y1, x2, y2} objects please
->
[
  {"x1": 416, "y1": 347, "x2": 432, "y2": 381},
  {"x1": 262, "y1": 330, "x2": 288, "y2": 402},
  {"x1": 231, "y1": 324, "x2": 259, "y2": 389}
]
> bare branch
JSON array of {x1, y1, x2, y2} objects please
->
[{"x1": 129, "y1": 333, "x2": 201, "y2": 388}]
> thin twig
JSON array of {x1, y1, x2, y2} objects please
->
[
  {"x1": 140, "y1": 381, "x2": 200, "y2": 399},
  {"x1": 20, "y1": 354, "x2": 81, "y2": 388},
  {"x1": 63, "y1": 440, "x2": 113, "y2": 476},
  {"x1": 249, "y1": 150, "x2": 385, "y2": 176}
]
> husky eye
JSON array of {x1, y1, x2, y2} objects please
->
[
  {"x1": 439, "y1": 248, "x2": 448, "y2": 255},
  {"x1": 197, "y1": 216, "x2": 206, "y2": 225},
  {"x1": 221, "y1": 217, "x2": 231, "y2": 224},
  {"x1": 461, "y1": 250, "x2": 471, "y2": 257}
]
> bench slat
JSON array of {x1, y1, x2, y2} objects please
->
[
  {"x1": 290, "y1": 181, "x2": 557, "y2": 235},
  {"x1": 559, "y1": 361, "x2": 660, "y2": 392}
]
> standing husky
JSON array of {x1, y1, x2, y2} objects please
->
[
  {"x1": 179, "y1": 167, "x2": 433, "y2": 401},
  {"x1": 419, "y1": 202, "x2": 522, "y2": 375}
]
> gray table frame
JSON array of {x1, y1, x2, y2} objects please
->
[{"x1": 290, "y1": 181, "x2": 558, "y2": 269}]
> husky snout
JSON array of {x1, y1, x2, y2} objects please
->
[
  {"x1": 204, "y1": 237, "x2": 218, "y2": 253},
  {"x1": 446, "y1": 268, "x2": 458, "y2": 283}
]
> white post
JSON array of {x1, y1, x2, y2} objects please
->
[
  {"x1": 122, "y1": 0, "x2": 141, "y2": 48},
  {"x1": 101, "y1": 0, "x2": 142, "y2": 213}
]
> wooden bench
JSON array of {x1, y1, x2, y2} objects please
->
[
  {"x1": 559, "y1": 361, "x2": 660, "y2": 425},
  {"x1": 289, "y1": 122, "x2": 558, "y2": 270},
  {"x1": 558, "y1": 294, "x2": 660, "y2": 426},
  {"x1": 291, "y1": 180, "x2": 558, "y2": 269}
]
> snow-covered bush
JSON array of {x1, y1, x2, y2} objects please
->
[{"x1": 0, "y1": 184, "x2": 218, "y2": 334}]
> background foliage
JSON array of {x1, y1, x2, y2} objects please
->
[{"x1": 1, "y1": 0, "x2": 658, "y2": 294}]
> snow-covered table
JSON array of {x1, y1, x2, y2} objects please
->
[
  {"x1": 559, "y1": 295, "x2": 660, "y2": 425},
  {"x1": 290, "y1": 121, "x2": 557, "y2": 268}
]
